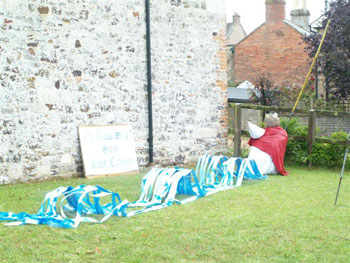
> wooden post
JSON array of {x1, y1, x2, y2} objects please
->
[
  {"x1": 308, "y1": 109, "x2": 316, "y2": 167},
  {"x1": 234, "y1": 104, "x2": 241, "y2": 157}
]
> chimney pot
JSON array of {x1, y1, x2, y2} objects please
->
[
  {"x1": 290, "y1": 8, "x2": 310, "y2": 30},
  {"x1": 233, "y1": 13, "x2": 241, "y2": 24},
  {"x1": 265, "y1": 0, "x2": 286, "y2": 24}
]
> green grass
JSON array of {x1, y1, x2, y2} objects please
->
[{"x1": 1, "y1": 166, "x2": 350, "y2": 262}]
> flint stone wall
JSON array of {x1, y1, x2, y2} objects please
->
[{"x1": 0, "y1": 0, "x2": 228, "y2": 184}]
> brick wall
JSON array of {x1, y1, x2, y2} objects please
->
[
  {"x1": 266, "y1": 0, "x2": 286, "y2": 24},
  {"x1": 233, "y1": 22, "x2": 310, "y2": 88},
  {"x1": 0, "y1": 0, "x2": 228, "y2": 184}
]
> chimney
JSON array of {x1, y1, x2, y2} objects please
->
[
  {"x1": 265, "y1": 0, "x2": 286, "y2": 24},
  {"x1": 233, "y1": 13, "x2": 241, "y2": 25},
  {"x1": 290, "y1": 9, "x2": 310, "y2": 30}
]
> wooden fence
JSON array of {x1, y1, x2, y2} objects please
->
[{"x1": 230, "y1": 103, "x2": 350, "y2": 163}]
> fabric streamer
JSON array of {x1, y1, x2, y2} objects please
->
[
  {"x1": 0, "y1": 185, "x2": 128, "y2": 228},
  {"x1": 0, "y1": 155, "x2": 267, "y2": 228}
]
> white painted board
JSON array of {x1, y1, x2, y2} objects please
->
[{"x1": 78, "y1": 124, "x2": 139, "y2": 178}]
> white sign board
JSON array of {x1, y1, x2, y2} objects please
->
[{"x1": 78, "y1": 125, "x2": 139, "y2": 178}]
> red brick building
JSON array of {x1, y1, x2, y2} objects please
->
[{"x1": 233, "y1": 0, "x2": 311, "y2": 88}]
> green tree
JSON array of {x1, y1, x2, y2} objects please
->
[{"x1": 304, "y1": 0, "x2": 350, "y2": 100}]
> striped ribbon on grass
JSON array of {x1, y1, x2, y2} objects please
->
[
  {"x1": 0, "y1": 185, "x2": 128, "y2": 228},
  {"x1": 0, "y1": 155, "x2": 267, "y2": 228}
]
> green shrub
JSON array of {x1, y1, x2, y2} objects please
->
[
  {"x1": 280, "y1": 117, "x2": 308, "y2": 136},
  {"x1": 309, "y1": 132, "x2": 350, "y2": 169},
  {"x1": 280, "y1": 118, "x2": 309, "y2": 166},
  {"x1": 280, "y1": 118, "x2": 349, "y2": 169}
]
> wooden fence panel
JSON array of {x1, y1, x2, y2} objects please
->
[{"x1": 230, "y1": 103, "x2": 350, "y2": 166}]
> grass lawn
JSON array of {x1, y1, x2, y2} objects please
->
[{"x1": 1, "y1": 165, "x2": 350, "y2": 262}]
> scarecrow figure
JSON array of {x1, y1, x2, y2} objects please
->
[{"x1": 247, "y1": 113, "x2": 288, "y2": 175}]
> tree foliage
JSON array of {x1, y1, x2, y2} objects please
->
[
  {"x1": 249, "y1": 74, "x2": 278, "y2": 106},
  {"x1": 304, "y1": 0, "x2": 350, "y2": 100},
  {"x1": 249, "y1": 75, "x2": 280, "y2": 120}
]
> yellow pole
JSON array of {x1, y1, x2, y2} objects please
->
[{"x1": 291, "y1": 18, "x2": 331, "y2": 114}]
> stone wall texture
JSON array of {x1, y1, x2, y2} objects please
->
[{"x1": 0, "y1": 0, "x2": 228, "y2": 184}]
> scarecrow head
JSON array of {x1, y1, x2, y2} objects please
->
[{"x1": 265, "y1": 113, "x2": 280, "y2": 127}]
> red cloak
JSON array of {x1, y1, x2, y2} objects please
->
[{"x1": 248, "y1": 126, "x2": 288, "y2": 175}]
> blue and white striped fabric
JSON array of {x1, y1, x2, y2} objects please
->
[
  {"x1": 125, "y1": 168, "x2": 196, "y2": 217},
  {"x1": 123, "y1": 155, "x2": 267, "y2": 216},
  {"x1": 0, "y1": 185, "x2": 128, "y2": 228},
  {"x1": 0, "y1": 155, "x2": 267, "y2": 228}
]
